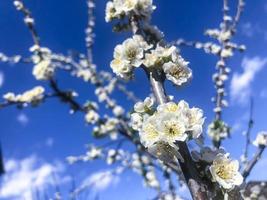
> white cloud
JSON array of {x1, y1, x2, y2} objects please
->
[
  {"x1": 230, "y1": 56, "x2": 267, "y2": 104},
  {"x1": 83, "y1": 170, "x2": 119, "y2": 191},
  {"x1": 0, "y1": 155, "x2": 67, "y2": 200},
  {"x1": 74, "y1": 170, "x2": 119, "y2": 196},
  {"x1": 16, "y1": 113, "x2": 29, "y2": 126},
  {"x1": 0, "y1": 71, "x2": 4, "y2": 88}
]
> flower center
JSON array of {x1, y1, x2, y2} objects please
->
[
  {"x1": 126, "y1": 48, "x2": 137, "y2": 60},
  {"x1": 215, "y1": 165, "x2": 233, "y2": 180},
  {"x1": 164, "y1": 121, "x2": 182, "y2": 137}
]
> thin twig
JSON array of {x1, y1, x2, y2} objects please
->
[{"x1": 243, "y1": 98, "x2": 254, "y2": 163}]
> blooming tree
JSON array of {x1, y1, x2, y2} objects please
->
[{"x1": 0, "y1": 0, "x2": 266, "y2": 199}]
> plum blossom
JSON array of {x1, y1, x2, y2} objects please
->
[
  {"x1": 85, "y1": 110, "x2": 99, "y2": 124},
  {"x1": 143, "y1": 45, "x2": 176, "y2": 68},
  {"x1": 33, "y1": 59, "x2": 54, "y2": 80},
  {"x1": 253, "y1": 131, "x2": 267, "y2": 147},
  {"x1": 132, "y1": 100, "x2": 204, "y2": 148},
  {"x1": 134, "y1": 97, "x2": 154, "y2": 113},
  {"x1": 31, "y1": 47, "x2": 54, "y2": 80},
  {"x1": 110, "y1": 35, "x2": 150, "y2": 79},
  {"x1": 143, "y1": 45, "x2": 192, "y2": 87},
  {"x1": 105, "y1": 0, "x2": 155, "y2": 22},
  {"x1": 208, "y1": 120, "x2": 230, "y2": 142},
  {"x1": 210, "y1": 153, "x2": 243, "y2": 190},
  {"x1": 3, "y1": 86, "x2": 45, "y2": 104}
]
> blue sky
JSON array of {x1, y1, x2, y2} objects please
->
[{"x1": 1, "y1": 0, "x2": 267, "y2": 199}]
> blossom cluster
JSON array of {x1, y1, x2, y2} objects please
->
[
  {"x1": 84, "y1": 101, "x2": 99, "y2": 124},
  {"x1": 31, "y1": 46, "x2": 54, "y2": 80},
  {"x1": 208, "y1": 120, "x2": 230, "y2": 142},
  {"x1": 204, "y1": 28, "x2": 243, "y2": 58},
  {"x1": 95, "y1": 87, "x2": 125, "y2": 117},
  {"x1": 3, "y1": 86, "x2": 45, "y2": 105},
  {"x1": 105, "y1": 0, "x2": 155, "y2": 22},
  {"x1": 93, "y1": 117, "x2": 119, "y2": 140},
  {"x1": 110, "y1": 35, "x2": 192, "y2": 87},
  {"x1": 66, "y1": 145, "x2": 102, "y2": 164},
  {"x1": 131, "y1": 98, "x2": 204, "y2": 149}
]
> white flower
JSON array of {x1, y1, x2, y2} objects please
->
[
  {"x1": 110, "y1": 58, "x2": 132, "y2": 79},
  {"x1": 220, "y1": 48, "x2": 233, "y2": 58},
  {"x1": 143, "y1": 45, "x2": 176, "y2": 68},
  {"x1": 85, "y1": 110, "x2": 99, "y2": 124},
  {"x1": 208, "y1": 120, "x2": 229, "y2": 142},
  {"x1": 111, "y1": 35, "x2": 150, "y2": 79},
  {"x1": 14, "y1": 1, "x2": 23, "y2": 10},
  {"x1": 163, "y1": 60, "x2": 192, "y2": 87},
  {"x1": 4, "y1": 86, "x2": 45, "y2": 104},
  {"x1": 156, "y1": 112, "x2": 187, "y2": 143},
  {"x1": 130, "y1": 112, "x2": 143, "y2": 131},
  {"x1": 86, "y1": 147, "x2": 102, "y2": 159},
  {"x1": 253, "y1": 131, "x2": 267, "y2": 147},
  {"x1": 146, "y1": 170, "x2": 160, "y2": 188},
  {"x1": 76, "y1": 69, "x2": 93, "y2": 82},
  {"x1": 105, "y1": 1, "x2": 117, "y2": 22},
  {"x1": 105, "y1": 0, "x2": 155, "y2": 22},
  {"x1": 140, "y1": 114, "x2": 161, "y2": 147},
  {"x1": 3, "y1": 92, "x2": 16, "y2": 102},
  {"x1": 114, "y1": 0, "x2": 138, "y2": 13},
  {"x1": 219, "y1": 30, "x2": 232, "y2": 42},
  {"x1": 205, "y1": 29, "x2": 220, "y2": 38},
  {"x1": 19, "y1": 86, "x2": 45, "y2": 103},
  {"x1": 186, "y1": 107, "x2": 205, "y2": 138},
  {"x1": 107, "y1": 149, "x2": 117, "y2": 165},
  {"x1": 210, "y1": 44, "x2": 221, "y2": 54},
  {"x1": 138, "y1": 100, "x2": 204, "y2": 147},
  {"x1": 113, "y1": 105, "x2": 124, "y2": 116},
  {"x1": 24, "y1": 16, "x2": 34, "y2": 25},
  {"x1": 114, "y1": 35, "x2": 147, "y2": 67},
  {"x1": 33, "y1": 59, "x2": 54, "y2": 80},
  {"x1": 94, "y1": 117, "x2": 119, "y2": 139},
  {"x1": 134, "y1": 97, "x2": 154, "y2": 113},
  {"x1": 210, "y1": 153, "x2": 243, "y2": 190},
  {"x1": 135, "y1": 0, "x2": 155, "y2": 17},
  {"x1": 105, "y1": 118, "x2": 119, "y2": 132}
]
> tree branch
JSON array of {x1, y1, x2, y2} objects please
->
[{"x1": 242, "y1": 146, "x2": 266, "y2": 181}]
